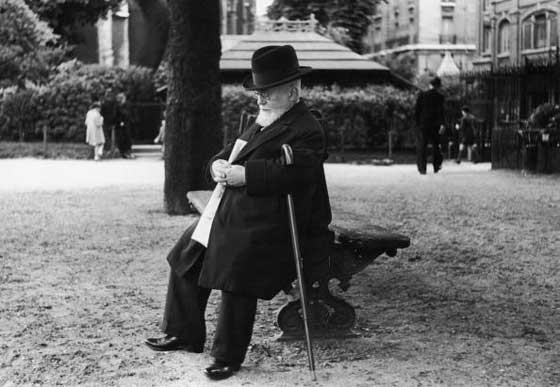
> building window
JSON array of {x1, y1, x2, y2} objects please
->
[
  {"x1": 551, "y1": 16, "x2": 558, "y2": 46},
  {"x1": 522, "y1": 12, "x2": 558, "y2": 50},
  {"x1": 523, "y1": 20, "x2": 532, "y2": 49},
  {"x1": 498, "y1": 20, "x2": 510, "y2": 53},
  {"x1": 482, "y1": 25, "x2": 491, "y2": 53},
  {"x1": 482, "y1": 0, "x2": 490, "y2": 12},
  {"x1": 440, "y1": 15, "x2": 454, "y2": 43},
  {"x1": 534, "y1": 14, "x2": 547, "y2": 48}
]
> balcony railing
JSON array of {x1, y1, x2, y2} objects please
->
[
  {"x1": 386, "y1": 35, "x2": 411, "y2": 48},
  {"x1": 439, "y1": 34, "x2": 457, "y2": 44}
]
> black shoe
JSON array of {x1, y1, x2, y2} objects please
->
[
  {"x1": 145, "y1": 335, "x2": 203, "y2": 353},
  {"x1": 434, "y1": 164, "x2": 442, "y2": 173},
  {"x1": 418, "y1": 169, "x2": 426, "y2": 175},
  {"x1": 455, "y1": 159, "x2": 461, "y2": 164},
  {"x1": 205, "y1": 360, "x2": 241, "y2": 380}
]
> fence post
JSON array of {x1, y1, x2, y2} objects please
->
[
  {"x1": 42, "y1": 125, "x2": 47, "y2": 153},
  {"x1": 388, "y1": 130, "x2": 393, "y2": 159},
  {"x1": 111, "y1": 126, "x2": 116, "y2": 157}
]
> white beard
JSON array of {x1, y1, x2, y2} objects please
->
[{"x1": 255, "y1": 108, "x2": 288, "y2": 128}]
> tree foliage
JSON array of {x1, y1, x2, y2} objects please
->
[
  {"x1": 24, "y1": 0, "x2": 121, "y2": 44},
  {"x1": 378, "y1": 52, "x2": 417, "y2": 83},
  {"x1": 267, "y1": 0, "x2": 383, "y2": 53},
  {"x1": 0, "y1": 0, "x2": 63, "y2": 87}
]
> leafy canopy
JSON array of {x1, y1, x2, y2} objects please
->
[
  {"x1": 267, "y1": 0, "x2": 385, "y2": 53},
  {"x1": 0, "y1": 0, "x2": 62, "y2": 86},
  {"x1": 24, "y1": 0, "x2": 122, "y2": 44}
]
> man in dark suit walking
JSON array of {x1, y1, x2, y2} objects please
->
[
  {"x1": 414, "y1": 76, "x2": 446, "y2": 174},
  {"x1": 145, "y1": 45, "x2": 332, "y2": 381}
]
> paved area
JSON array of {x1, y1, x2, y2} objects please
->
[
  {"x1": 0, "y1": 158, "x2": 164, "y2": 192},
  {"x1": 0, "y1": 158, "x2": 491, "y2": 192},
  {"x1": 2, "y1": 157, "x2": 559, "y2": 386}
]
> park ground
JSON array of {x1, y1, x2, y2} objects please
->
[{"x1": 0, "y1": 158, "x2": 559, "y2": 386}]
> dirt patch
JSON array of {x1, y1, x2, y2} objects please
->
[{"x1": 0, "y1": 161, "x2": 559, "y2": 386}]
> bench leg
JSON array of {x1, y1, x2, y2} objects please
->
[{"x1": 276, "y1": 280, "x2": 356, "y2": 341}]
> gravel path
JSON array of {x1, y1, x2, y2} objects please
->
[
  {"x1": 0, "y1": 158, "x2": 490, "y2": 192},
  {"x1": 1, "y1": 159, "x2": 559, "y2": 387}
]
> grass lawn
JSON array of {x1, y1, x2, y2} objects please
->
[
  {"x1": 0, "y1": 142, "x2": 92, "y2": 159},
  {"x1": 1, "y1": 163, "x2": 559, "y2": 386},
  {"x1": 0, "y1": 141, "x2": 419, "y2": 164}
]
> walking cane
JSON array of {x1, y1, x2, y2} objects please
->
[{"x1": 281, "y1": 144, "x2": 317, "y2": 381}]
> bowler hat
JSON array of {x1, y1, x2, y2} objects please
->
[{"x1": 243, "y1": 45, "x2": 312, "y2": 90}]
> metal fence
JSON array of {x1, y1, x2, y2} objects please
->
[
  {"x1": 491, "y1": 122, "x2": 560, "y2": 173},
  {"x1": 461, "y1": 56, "x2": 560, "y2": 172}
]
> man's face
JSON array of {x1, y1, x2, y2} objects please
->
[
  {"x1": 254, "y1": 83, "x2": 294, "y2": 113},
  {"x1": 117, "y1": 93, "x2": 126, "y2": 105},
  {"x1": 253, "y1": 82, "x2": 299, "y2": 127}
]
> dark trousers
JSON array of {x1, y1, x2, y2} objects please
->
[
  {"x1": 160, "y1": 263, "x2": 257, "y2": 366},
  {"x1": 115, "y1": 126, "x2": 132, "y2": 156},
  {"x1": 416, "y1": 127, "x2": 443, "y2": 173}
]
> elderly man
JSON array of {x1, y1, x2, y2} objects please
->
[{"x1": 145, "y1": 45, "x2": 332, "y2": 381}]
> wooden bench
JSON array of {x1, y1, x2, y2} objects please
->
[{"x1": 187, "y1": 190, "x2": 410, "y2": 340}]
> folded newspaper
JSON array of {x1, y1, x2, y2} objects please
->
[{"x1": 191, "y1": 139, "x2": 247, "y2": 247}]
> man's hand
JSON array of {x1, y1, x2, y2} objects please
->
[
  {"x1": 212, "y1": 159, "x2": 230, "y2": 184},
  {"x1": 223, "y1": 165, "x2": 246, "y2": 187},
  {"x1": 212, "y1": 159, "x2": 245, "y2": 187}
]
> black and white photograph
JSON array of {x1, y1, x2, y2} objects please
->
[{"x1": 1, "y1": 0, "x2": 559, "y2": 386}]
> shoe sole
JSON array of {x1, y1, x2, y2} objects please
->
[
  {"x1": 144, "y1": 341, "x2": 203, "y2": 353},
  {"x1": 205, "y1": 367, "x2": 240, "y2": 380}
]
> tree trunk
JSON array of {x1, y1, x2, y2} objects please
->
[{"x1": 164, "y1": 0, "x2": 222, "y2": 215}]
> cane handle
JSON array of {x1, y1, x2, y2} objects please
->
[{"x1": 282, "y1": 144, "x2": 294, "y2": 165}]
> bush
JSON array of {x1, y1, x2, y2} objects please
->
[
  {"x1": 0, "y1": 87, "x2": 41, "y2": 141},
  {"x1": 2, "y1": 79, "x2": 417, "y2": 149},
  {"x1": 0, "y1": 141, "x2": 91, "y2": 159},
  {"x1": 528, "y1": 103, "x2": 560, "y2": 129},
  {"x1": 0, "y1": 62, "x2": 159, "y2": 142},
  {"x1": 222, "y1": 84, "x2": 417, "y2": 150},
  {"x1": 0, "y1": 0, "x2": 61, "y2": 87}
]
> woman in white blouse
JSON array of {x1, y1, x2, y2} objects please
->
[{"x1": 85, "y1": 101, "x2": 105, "y2": 161}]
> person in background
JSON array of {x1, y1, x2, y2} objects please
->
[
  {"x1": 115, "y1": 92, "x2": 134, "y2": 159},
  {"x1": 85, "y1": 101, "x2": 105, "y2": 161},
  {"x1": 455, "y1": 106, "x2": 478, "y2": 164},
  {"x1": 414, "y1": 76, "x2": 445, "y2": 174},
  {"x1": 154, "y1": 109, "x2": 166, "y2": 158}
]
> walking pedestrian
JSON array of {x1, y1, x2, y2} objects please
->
[
  {"x1": 414, "y1": 76, "x2": 445, "y2": 174},
  {"x1": 154, "y1": 109, "x2": 166, "y2": 158},
  {"x1": 455, "y1": 106, "x2": 478, "y2": 163}
]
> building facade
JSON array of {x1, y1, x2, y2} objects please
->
[
  {"x1": 76, "y1": 0, "x2": 256, "y2": 68},
  {"x1": 365, "y1": 0, "x2": 477, "y2": 78},
  {"x1": 220, "y1": 0, "x2": 256, "y2": 35},
  {"x1": 472, "y1": 0, "x2": 560, "y2": 70}
]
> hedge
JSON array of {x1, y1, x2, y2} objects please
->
[
  {"x1": 2, "y1": 78, "x2": 418, "y2": 150},
  {"x1": 0, "y1": 62, "x2": 160, "y2": 142},
  {"x1": 222, "y1": 84, "x2": 417, "y2": 150}
]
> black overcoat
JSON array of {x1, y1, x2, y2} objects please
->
[
  {"x1": 168, "y1": 100, "x2": 332, "y2": 300},
  {"x1": 414, "y1": 88, "x2": 445, "y2": 134}
]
